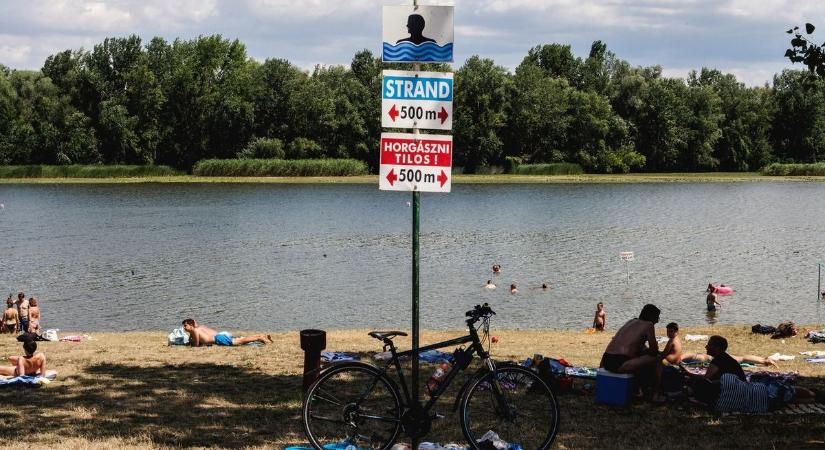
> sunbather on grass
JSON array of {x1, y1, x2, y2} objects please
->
[
  {"x1": 182, "y1": 318, "x2": 273, "y2": 347},
  {"x1": 0, "y1": 341, "x2": 46, "y2": 377}
]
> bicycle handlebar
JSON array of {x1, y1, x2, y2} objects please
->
[{"x1": 465, "y1": 303, "x2": 495, "y2": 322}]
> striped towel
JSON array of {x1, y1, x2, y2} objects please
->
[{"x1": 716, "y1": 373, "x2": 770, "y2": 413}]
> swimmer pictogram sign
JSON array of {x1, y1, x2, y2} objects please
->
[
  {"x1": 382, "y1": 70, "x2": 453, "y2": 130},
  {"x1": 383, "y1": 5, "x2": 454, "y2": 63},
  {"x1": 379, "y1": 132, "x2": 452, "y2": 193}
]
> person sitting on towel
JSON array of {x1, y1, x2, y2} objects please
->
[
  {"x1": 663, "y1": 324, "x2": 776, "y2": 367},
  {"x1": 182, "y1": 318, "x2": 272, "y2": 347},
  {"x1": 680, "y1": 335, "x2": 745, "y2": 405},
  {"x1": 0, "y1": 340, "x2": 46, "y2": 377}
]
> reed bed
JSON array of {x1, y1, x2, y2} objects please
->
[
  {"x1": 762, "y1": 162, "x2": 825, "y2": 176},
  {"x1": 192, "y1": 158, "x2": 369, "y2": 177}
]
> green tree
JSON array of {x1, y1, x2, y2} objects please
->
[
  {"x1": 453, "y1": 56, "x2": 511, "y2": 172},
  {"x1": 771, "y1": 70, "x2": 825, "y2": 163}
]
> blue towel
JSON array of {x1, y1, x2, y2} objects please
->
[
  {"x1": 320, "y1": 351, "x2": 360, "y2": 362},
  {"x1": 806, "y1": 357, "x2": 825, "y2": 363},
  {"x1": 418, "y1": 350, "x2": 454, "y2": 364},
  {"x1": 0, "y1": 375, "x2": 49, "y2": 387}
]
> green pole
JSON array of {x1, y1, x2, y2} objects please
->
[{"x1": 411, "y1": 190, "x2": 420, "y2": 405}]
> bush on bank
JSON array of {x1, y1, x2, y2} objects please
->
[
  {"x1": 513, "y1": 163, "x2": 584, "y2": 175},
  {"x1": 0, "y1": 165, "x2": 181, "y2": 178},
  {"x1": 192, "y1": 158, "x2": 369, "y2": 177},
  {"x1": 762, "y1": 162, "x2": 825, "y2": 176}
]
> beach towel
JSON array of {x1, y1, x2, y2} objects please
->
[
  {"x1": 685, "y1": 334, "x2": 709, "y2": 341},
  {"x1": 767, "y1": 353, "x2": 795, "y2": 361},
  {"x1": 0, "y1": 370, "x2": 57, "y2": 388},
  {"x1": 800, "y1": 350, "x2": 825, "y2": 357},
  {"x1": 320, "y1": 352, "x2": 360, "y2": 362},
  {"x1": 59, "y1": 335, "x2": 82, "y2": 342},
  {"x1": 565, "y1": 367, "x2": 598, "y2": 379},
  {"x1": 805, "y1": 357, "x2": 825, "y2": 363}
]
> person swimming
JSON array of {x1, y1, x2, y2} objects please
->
[
  {"x1": 510, "y1": 284, "x2": 518, "y2": 294},
  {"x1": 484, "y1": 280, "x2": 496, "y2": 290}
]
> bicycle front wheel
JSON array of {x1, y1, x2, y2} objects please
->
[
  {"x1": 303, "y1": 363, "x2": 402, "y2": 450},
  {"x1": 460, "y1": 365, "x2": 560, "y2": 450}
]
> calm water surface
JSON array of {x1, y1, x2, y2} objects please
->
[{"x1": 1, "y1": 182, "x2": 824, "y2": 332}]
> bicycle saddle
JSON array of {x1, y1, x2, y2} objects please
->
[{"x1": 368, "y1": 331, "x2": 408, "y2": 341}]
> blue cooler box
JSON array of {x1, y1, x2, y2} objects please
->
[{"x1": 595, "y1": 368, "x2": 635, "y2": 406}]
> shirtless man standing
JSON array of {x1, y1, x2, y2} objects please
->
[
  {"x1": 0, "y1": 341, "x2": 46, "y2": 377},
  {"x1": 182, "y1": 319, "x2": 273, "y2": 347}
]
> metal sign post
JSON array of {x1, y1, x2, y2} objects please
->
[
  {"x1": 381, "y1": 2, "x2": 453, "y2": 447},
  {"x1": 620, "y1": 251, "x2": 634, "y2": 281}
]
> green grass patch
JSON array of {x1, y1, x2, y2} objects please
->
[
  {"x1": 762, "y1": 162, "x2": 825, "y2": 176},
  {"x1": 513, "y1": 163, "x2": 584, "y2": 175},
  {"x1": 0, "y1": 165, "x2": 181, "y2": 178},
  {"x1": 192, "y1": 158, "x2": 369, "y2": 177}
]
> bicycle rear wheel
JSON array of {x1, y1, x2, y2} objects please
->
[
  {"x1": 459, "y1": 365, "x2": 559, "y2": 450},
  {"x1": 303, "y1": 363, "x2": 402, "y2": 450}
]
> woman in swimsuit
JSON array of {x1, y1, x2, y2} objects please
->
[
  {"x1": 27, "y1": 298, "x2": 40, "y2": 333},
  {"x1": 2, "y1": 298, "x2": 18, "y2": 333}
]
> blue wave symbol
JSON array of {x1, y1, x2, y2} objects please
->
[{"x1": 383, "y1": 42, "x2": 453, "y2": 62}]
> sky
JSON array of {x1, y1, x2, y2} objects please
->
[{"x1": 0, "y1": 0, "x2": 821, "y2": 86}]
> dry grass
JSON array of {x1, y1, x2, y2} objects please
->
[{"x1": 0, "y1": 326, "x2": 823, "y2": 449}]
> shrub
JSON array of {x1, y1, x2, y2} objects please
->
[
  {"x1": 286, "y1": 138, "x2": 324, "y2": 159},
  {"x1": 513, "y1": 163, "x2": 584, "y2": 175},
  {"x1": 237, "y1": 137, "x2": 285, "y2": 159},
  {"x1": 761, "y1": 162, "x2": 825, "y2": 176},
  {"x1": 192, "y1": 158, "x2": 368, "y2": 177}
]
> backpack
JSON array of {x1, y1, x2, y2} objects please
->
[
  {"x1": 536, "y1": 358, "x2": 573, "y2": 393},
  {"x1": 167, "y1": 327, "x2": 189, "y2": 345}
]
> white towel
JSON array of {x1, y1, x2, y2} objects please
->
[
  {"x1": 800, "y1": 350, "x2": 825, "y2": 357},
  {"x1": 685, "y1": 334, "x2": 709, "y2": 341},
  {"x1": 768, "y1": 353, "x2": 795, "y2": 361}
]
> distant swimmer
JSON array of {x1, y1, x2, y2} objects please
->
[
  {"x1": 492, "y1": 264, "x2": 501, "y2": 274},
  {"x1": 484, "y1": 280, "x2": 496, "y2": 290},
  {"x1": 510, "y1": 284, "x2": 518, "y2": 294},
  {"x1": 396, "y1": 14, "x2": 436, "y2": 45},
  {"x1": 541, "y1": 283, "x2": 549, "y2": 290},
  {"x1": 706, "y1": 292, "x2": 721, "y2": 312}
]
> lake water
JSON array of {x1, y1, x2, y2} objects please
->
[{"x1": 1, "y1": 182, "x2": 824, "y2": 332}]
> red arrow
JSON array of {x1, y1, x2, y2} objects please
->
[
  {"x1": 438, "y1": 107, "x2": 449, "y2": 124},
  {"x1": 388, "y1": 104, "x2": 399, "y2": 122},
  {"x1": 386, "y1": 168, "x2": 397, "y2": 186},
  {"x1": 437, "y1": 170, "x2": 448, "y2": 187}
]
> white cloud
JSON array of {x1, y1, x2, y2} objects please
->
[
  {"x1": 455, "y1": 25, "x2": 506, "y2": 38},
  {"x1": 716, "y1": 0, "x2": 824, "y2": 22},
  {"x1": 28, "y1": 0, "x2": 134, "y2": 32},
  {"x1": 243, "y1": 0, "x2": 376, "y2": 18},
  {"x1": 141, "y1": 0, "x2": 218, "y2": 28}
]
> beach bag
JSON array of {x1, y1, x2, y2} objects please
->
[
  {"x1": 536, "y1": 358, "x2": 573, "y2": 393},
  {"x1": 751, "y1": 324, "x2": 776, "y2": 335},
  {"x1": 772, "y1": 322, "x2": 797, "y2": 339},
  {"x1": 43, "y1": 329, "x2": 59, "y2": 342},
  {"x1": 167, "y1": 327, "x2": 189, "y2": 345}
]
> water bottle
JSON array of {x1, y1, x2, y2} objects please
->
[{"x1": 426, "y1": 363, "x2": 450, "y2": 395}]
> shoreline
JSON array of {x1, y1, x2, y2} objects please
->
[{"x1": 1, "y1": 172, "x2": 825, "y2": 184}]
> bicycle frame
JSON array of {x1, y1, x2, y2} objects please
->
[{"x1": 377, "y1": 319, "x2": 493, "y2": 414}]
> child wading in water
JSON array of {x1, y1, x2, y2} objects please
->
[{"x1": 593, "y1": 303, "x2": 606, "y2": 331}]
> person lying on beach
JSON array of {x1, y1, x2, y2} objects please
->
[
  {"x1": 0, "y1": 341, "x2": 46, "y2": 377},
  {"x1": 662, "y1": 324, "x2": 776, "y2": 367},
  {"x1": 182, "y1": 319, "x2": 273, "y2": 347}
]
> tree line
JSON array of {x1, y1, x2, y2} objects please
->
[{"x1": 1, "y1": 34, "x2": 824, "y2": 173}]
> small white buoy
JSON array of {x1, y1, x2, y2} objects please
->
[{"x1": 0, "y1": 203, "x2": 4, "y2": 209}]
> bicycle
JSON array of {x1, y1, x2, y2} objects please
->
[{"x1": 301, "y1": 304, "x2": 560, "y2": 449}]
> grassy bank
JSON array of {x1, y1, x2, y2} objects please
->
[
  {"x1": 193, "y1": 159, "x2": 369, "y2": 177},
  {"x1": 0, "y1": 326, "x2": 822, "y2": 449},
  {"x1": 0, "y1": 165, "x2": 181, "y2": 178}
]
